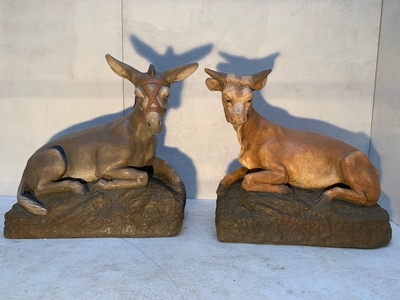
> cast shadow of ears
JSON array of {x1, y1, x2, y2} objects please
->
[
  {"x1": 217, "y1": 51, "x2": 281, "y2": 172},
  {"x1": 49, "y1": 38, "x2": 212, "y2": 199},
  {"x1": 130, "y1": 35, "x2": 214, "y2": 198},
  {"x1": 219, "y1": 51, "x2": 387, "y2": 208}
]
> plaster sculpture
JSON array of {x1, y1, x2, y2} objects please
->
[
  {"x1": 17, "y1": 55, "x2": 198, "y2": 216},
  {"x1": 205, "y1": 68, "x2": 380, "y2": 207},
  {"x1": 205, "y1": 68, "x2": 391, "y2": 248}
]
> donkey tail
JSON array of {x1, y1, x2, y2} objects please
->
[{"x1": 17, "y1": 178, "x2": 47, "y2": 215}]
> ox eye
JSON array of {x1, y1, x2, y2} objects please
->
[
  {"x1": 247, "y1": 99, "x2": 252, "y2": 104},
  {"x1": 226, "y1": 98, "x2": 232, "y2": 104}
]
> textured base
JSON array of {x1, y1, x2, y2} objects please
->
[
  {"x1": 4, "y1": 177, "x2": 185, "y2": 239},
  {"x1": 216, "y1": 180, "x2": 392, "y2": 248}
]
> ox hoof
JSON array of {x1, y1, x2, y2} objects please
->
[
  {"x1": 281, "y1": 184, "x2": 294, "y2": 194},
  {"x1": 318, "y1": 194, "x2": 332, "y2": 205},
  {"x1": 216, "y1": 184, "x2": 229, "y2": 196}
]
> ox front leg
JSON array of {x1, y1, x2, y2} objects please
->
[
  {"x1": 217, "y1": 167, "x2": 249, "y2": 196},
  {"x1": 242, "y1": 169, "x2": 292, "y2": 194},
  {"x1": 93, "y1": 167, "x2": 148, "y2": 191},
  {"x1": 152, "y1": 157, "x2": 186, "y2": 195}
]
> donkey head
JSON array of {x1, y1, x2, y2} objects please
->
[
  {"x1": 205, "y1": 68, "x2": 271, "y2": 126},
  {"x1": 106, "y1": 54, "x2": 198, "y2": 134}
]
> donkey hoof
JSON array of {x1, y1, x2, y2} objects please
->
[
  {"x1": 20, "y1": 199, "x2": 47, "y2": 215},
  {"x1": 71, "y1": 182, "x2": 87, "y2": 194},
  {"x1": 171, "y1": 182, "x2": 185, "y2": 195},
  {"x1": 93, "y1": 179, "x2": 108, "y2": 190}
]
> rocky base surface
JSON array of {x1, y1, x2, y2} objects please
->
[
  {"x1": 4, "y1": 177, "x2": 185, "y2": 239},
  {"x1": 216, "y1": 180, "x2": 391, "y2": 248}
]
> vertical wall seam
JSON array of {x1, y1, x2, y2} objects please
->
[
  {"x1": 369, "y1": 0, "x2": 384, "y2": 158},
  {"x1": 121, "y1": 0, "x2": 126, "y2": 115}
]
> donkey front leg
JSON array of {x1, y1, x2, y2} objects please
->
[
  {"x1": 242, "y1": 168, "x2": 292, "y2": 194},
  {"x1": 93, "y1": 166, "x2": 148, "y2": 191}
]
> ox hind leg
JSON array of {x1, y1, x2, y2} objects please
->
[
  {"x1": 27, "y1": 146, "x2": 86, "y2": 198},
  {"x1": 319, "y1": 151, "x2": 381, "y2": 206}
]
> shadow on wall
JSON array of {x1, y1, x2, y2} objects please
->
[
  {"x1": 369, "y1": 141, "x2": 390, "y2": 215},
  {"x1": 130, "y1": 35, "x2": 213, "y2": 199},
  {"x1": 216, "y1": 51, "x2": 386, "y2": 209},
  {"x1": 50, "y1": 109, "x2": 130, "y2": 141},
  {"x1": 50, "y1": 38, "x2": 213, "y2": 199},
  {"x1": 215, "y1": 51, "x2": 281, "y2": 173},
  {"x1": 216, "y1": 50, "x2": 374, "y2": 154},
  {"x1": 48, "y1": 47, "x2": 386, "y2": 208}
]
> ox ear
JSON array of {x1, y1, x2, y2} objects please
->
[
  {"x1": 249, "y1": 69, "x2": 272, "y2": 91},
  {"x1": 204, "y1": 68, "x2": 228, "y2": 91},
  {"x1": 105, "y1": 54, "x2": 141, "y2": 84},
  {"x1": 164, "y1": 62, "x2": 199, "y2": 84},
  {"x1": 205, "y1": 78, "x2": 222, "y2": 91}
]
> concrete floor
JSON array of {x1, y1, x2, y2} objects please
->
[{"x1": 1, "y1": 196, "x2": 399, "y2": 300}]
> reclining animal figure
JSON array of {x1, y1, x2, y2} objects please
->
[
  {"x1": 17, "y1": 54, "x2": 198, "y2": 215},
  {"x1": 205, "y1": 68, "x2": 381, "y2": 206}
]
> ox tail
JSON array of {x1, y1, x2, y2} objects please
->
[{"x1": 17, "y1": 178, "x2": 47, "y2": 215}]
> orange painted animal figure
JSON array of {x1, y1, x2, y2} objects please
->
[
  {"x1": 205, "y1": 68, "x2": 381, "y2": 206},
  {"x1": 17, "y1": 54, "x2": 198, "y2": 215}
]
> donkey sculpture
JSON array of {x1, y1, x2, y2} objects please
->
[
  {"x1": 205, "y1": 68, "x2": 381, "y2": 206},
  {"x1": 17, "y1": 54, "x2": 198, "y2": 215}
]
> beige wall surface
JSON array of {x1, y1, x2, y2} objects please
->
[
  {"x1": 0, "y1": 0, "x2": 123, "y2": 194},
  {"x1": 0, "y1": 1, "x2": 384, "y2": 203},
  {"x1": 371, "y1": 0, "x2": 400, "y2": 225}
]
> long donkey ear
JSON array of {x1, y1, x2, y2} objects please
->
[
  {"x1": 164, "y1": 62, "x2": 199, "y2": 84},
  {"x1": 249, "y1": 69, "x2": 272, "y2": 91},
  {"x1": 105, "y1": 54, "x2": 141, "y2": 84}
]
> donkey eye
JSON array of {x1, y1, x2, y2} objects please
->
[
  {"x1": 247, "y1": 99, "x2": 252, "y2": 104},
  {"x1": 226, "y1": 99, "x2": 232, "y2": 104}
]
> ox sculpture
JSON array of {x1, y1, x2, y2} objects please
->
[
  {"x1": 18, "y1": 54, "x2": 198, "y2": 215},
  {"x1": 205, "y1": 68, "x2": 381, "y2": 207}
]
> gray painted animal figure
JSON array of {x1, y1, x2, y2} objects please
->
[
  {"x1": 205, "y1": 68, "x2": 381, "y2": 206},
  {"x1": 18, "y1": 54, "x2": 198, "y2": 215}
]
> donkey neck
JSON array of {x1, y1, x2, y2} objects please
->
[{"x1": 128, "y1": 99, "x2": 157, "y2": 144}]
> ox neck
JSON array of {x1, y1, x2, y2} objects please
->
[{"x1": 234, "y1": 108, "x2": 274, "y2": 143}]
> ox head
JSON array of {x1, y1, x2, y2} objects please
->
[
  {"x1": 205, "y1": 68, "x2": 271, "y2": 126},
  {"x1": 105, "y1": 54, "x2": 198, "y2": 134}
]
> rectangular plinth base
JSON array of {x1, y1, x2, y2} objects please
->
[
  {"x1": 216, "y1": 181, "x2": 391, "y2": 249},
  {"x1": 4, "y1": 178, "x2": 185, "y2": 239}
]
